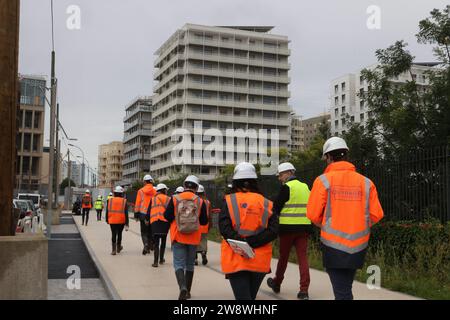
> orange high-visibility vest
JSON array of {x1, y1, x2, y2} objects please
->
[
  {"x1": 108, "y1": 197, "x2": 127, "y2": 224},
  {"x1": 81, "y1": 194, "x2": 92, "y2": 209},
  {"x1": 221, "y1": 192, "x2": 273, "y2": 274},
  {"x1": 199, "y1": 199, "x2": 211, "y2": 234},
  {"x1": 135, "y1": 184, "x2": 156, "y2": 215},
  {"x1": 150, "y1": 193, "x2": 170, "y2": 224},
  {"x1": 169, "y1": 192, "x2": 203, "y2": 246},
  {"x1": 307, "y1": 161, "x2": 384, "y2": 254}
]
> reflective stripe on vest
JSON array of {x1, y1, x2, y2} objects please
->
[
  {"x1": 227, "y1": 193, "x2": 270, "y2": 237},
  {"x1": 94, "y1": 200, "x2": 103, "y2": 210},
  {"x1": 108, "y1": 197, "x2": 126, "y2": 224},
  {"x1": 280, "y1": 180, "x2": 311, "y2": 225},
  {"x1": 318, "y1": 174, "x2": 371, "y2": 253},
  {"x1": 150, "y1": 194, "x2": 170, "y2": 221}
]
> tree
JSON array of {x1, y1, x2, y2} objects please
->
[{"x1": 60, "y1": 177, "x2": 77, "y2": 190}]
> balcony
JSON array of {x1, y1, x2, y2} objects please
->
[
  {"x1": 153, "y1": 67, "x2": 185, "y2": 93},
  {"x1": 123, "y1": 128, "x2": 153, "y2": 143},
  {"x1": 122, "y1": 153, "x2": 151, "y2": 166},
  {"x1": 123, "y1": 105, "x2": 153, "y2": 122},
  {"x1": 185, "y1": 37, "x2": 290, "y2": 56},
  {"x1": 154, "y1": 53, "x2": 186, "y2": 80}
]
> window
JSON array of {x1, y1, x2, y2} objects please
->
[
  {"x1": 350, "y1": 116, "x2": 355, "y2": 122},
  {"x1": 341, "y1": 94, "x2": 346, "y2": 104},
  {"x1": 334, "y1": 85, "x2": 338, "y2": 94},
  {"x1": 24, "y1": 111, "x2": 32, "y2": 128},
  {"x1": 334, "y1": 120, "x2": 339, "y2": 128},
  {"x1": 360, "y1": 76, "x2": 364, "y2": 85},
  {"x1": 360, "y1": 100, "x2": 364, "y2": 109},
  {"x1": 342, "y1": 106, "x2": 346, "y2": 114},
  {"x1": 342, "y1": 118, "x2": 346, "y2": 125},
  {"x1": 341, "y1": 82, "x2": 346, "y2": 91},
  {"x1": 360, "y1": 113, "x2": 365, "y2": 121},
  {"x1": 334, "y1": 108, "x2": 338, "y2": 117},
  {"x1": 335, "y1": 96, "x2": 338, "y2": 106},
  {"x1": 33, "y1": 112, "x2": 41, "y2": 129}
]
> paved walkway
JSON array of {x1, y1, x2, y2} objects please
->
[
  {"x1": 48, "y1": 212, "x2": 109, "y2": 300},
  {"x1": 73, "y1": 210, "x2": 419, "y2": 300}
]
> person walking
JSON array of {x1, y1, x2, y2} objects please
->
[
  {"x1": 164, "y1": 175, "x2": 208, "y2": 300},
  {"x1": 267, "y1": 162, "x2": 312, "y2": 300},
  {"x1": 148, "y1": 183, "x2": 171, "y2": 267},
  {"x1": 81, "y1": 190, "x2": 93, "y2": 226},
  {"x1": 307, "y1": 137, "x2": 384, "y2": 300},
  {"x1": 106, "y1": 186, "x2": 129, "y2": 255},
  {"x1": 195, "y1": 184, "x2": 211, "y2": 266},
  {"x1": 135, "y1": 175, "x2": 156, "y2": 255},
  {"x1": 219, "y1": 162, "x2": 278, "y2": 300},
  {"x1": 94, "y1": 195, "x2": 104, "y2": 221}
]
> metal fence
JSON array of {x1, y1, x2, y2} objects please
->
[{"x1": 203, "y1": 145, "x2": 450, "y2": 223}]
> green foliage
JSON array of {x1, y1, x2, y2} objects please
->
[{"x1": 60, "y1": 177, "x2": 77, "y2": 189}]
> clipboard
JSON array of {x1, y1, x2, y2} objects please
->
[{"x1": 226, "y1": 239, "x2": 255, "y2": 259}]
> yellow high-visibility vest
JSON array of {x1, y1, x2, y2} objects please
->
[{"x1": 280, "y1": 179, "x2": 311, "y2": 225}]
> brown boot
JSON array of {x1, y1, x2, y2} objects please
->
[
  {"x1": 117, "y1": 241, "x2": 123, "y2": 253},
  {"x1": 111, "y1": 243, "x2": 117, "y2": 255}
]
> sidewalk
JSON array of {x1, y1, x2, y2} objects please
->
[{"x1": 73, "y1": 210, "x2": 419, "y2": 300}]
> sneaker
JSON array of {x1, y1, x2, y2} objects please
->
[
  {"x1": 297, "y1": 292, "x2": 309, "y2": 300},
  {"x1": 267, "y1": 277, "x2": 280, "y2": 293}
]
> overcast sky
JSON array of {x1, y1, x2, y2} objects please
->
[{"x1": 19, "y1": 0, "x2": 448, "y2": 170}]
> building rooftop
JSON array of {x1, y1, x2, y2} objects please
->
[{"x1": 215, "y1": 26, "x2": 274, "y2": 33}]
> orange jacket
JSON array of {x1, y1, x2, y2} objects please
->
[
  {"x1": 107, "y1": 197, "x2": 127, "y2": 225},
  {"x1": 169, "y1": 192, "x2": 204, "y2": 245},
  {"x1": 81, "y1": 194, "x2": 92, "y2": 209},
  {"x1": 135, "y1": 184, "x2": 156, "y2": 215},
  {"x1": 306, "y1": 161, "x2": 384, "y2": 254},
  {"x1": 221, "y1": 192, "x2": 273, "y2": 274},
  {"x1": 150, "y1": 193, "x2": 170, "y2": 224},
  {"x1": 199, "y1": 199, "x2": 211, "y2": 234}
]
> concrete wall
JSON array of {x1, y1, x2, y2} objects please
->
[{"x1": 0, "y1": 234, "x2": 48, "y2": 299}]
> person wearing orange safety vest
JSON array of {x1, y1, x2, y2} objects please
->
[
  {"x1": 106, "y1": 186, "x2": 129, "y2": 255},
  {"x1": 148, "y1": 183, "x2": 171, "y2": 267},
  {"x1": 219, "y1": 162, "x2": 278, "y2": 300},
  {"x1": 81, "y1": 190, "x2": 93, "y2": 226},
  {"x1": 307, "y1": 137, "x2": 384, "y2": 300},
  {"x1": 195, "y1": 184, "x2": 212, "y2": 266},
  {"x1": 164, "y1": 175, "x2": 208, "y2": 300},
  {"x1": 135, "y1": 174, "x2": 156, "y2": 255}
]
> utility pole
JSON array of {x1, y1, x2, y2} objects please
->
[
  {"x1": 55, "y1": 103, "x2": 60, "y2": 206},
  {"x1": 66, "y1": 149, "x2": 72, "y2": 210},
  {"x1": 0, "y1": 0, "x2": 20, "y2": 236},
  {"x1": 47, "y1": 50, "x2": 57, "y2": 239}
]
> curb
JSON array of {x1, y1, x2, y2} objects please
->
[{"x1": 73, "y1": 214, "x2": 121, "y2": 300}]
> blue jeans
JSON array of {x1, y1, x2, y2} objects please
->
[
  {"x1": 172, "y1": 242, "x2": 197, "y2": 272},
  {"x1": 326, "y1": 268, "x2": 357, "y2": 300}
]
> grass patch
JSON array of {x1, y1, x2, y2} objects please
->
[{"x1": 207, "y1": 222, "x2": 450, "y2": 300}]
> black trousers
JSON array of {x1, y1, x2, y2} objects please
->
[
  {"x1": 228, "y1": 271, "x2": 266, "y2": 300},
  {"x1": 139, "y1": 216, "x2": 153, "y2": 248},
  {"x1": 82, "y1": 208, "x2": 90, "y2": 225},
  {"x1": 326, "y1": 268, "x2": 357, "y2": 300},
  {"x1": 96, "y1": 209, "x2": 102, "y2": 221},
  {"x1": 153, "y1": 234, "x2": 167, "y2": 261},
  {"x1": 110, "y1": 224, "x2": 125, "y2": 244}
]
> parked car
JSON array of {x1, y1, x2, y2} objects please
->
[
  {"x1": 13, "y1": 199, "x2": 33, "y2": 219},
  {"x1": 17, "y1": 193, "x2": 41, "y2": 210}
]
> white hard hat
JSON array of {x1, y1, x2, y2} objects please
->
[
  {"x1": 175, "y1": 186, "x2": 184, "y2": 193},
  {"x1": 277, "y1": 162, "x2": 296, "y2": 176},
  {"x1": 114, "y1": 186, "x2": 124, "y2": 193},
  {"x1": 233, "y1": 162, "x2": 257, "y2": 180},
  {"x1": 184, "y1": 175, "x2": 200, "y2": 186},
  {"x1": 197, "y1": 185, "x2": 205, "y2": 193},
  {"x1": 322, "y1": 137, "x2": 349, "y2": 156},
  {"x1": 109, "y1": 192, "x2": 113, "y2": 196},
  {"x1": 156, "y1": 183, "x2": 168, "y2": 191},
  {"x1": 97, "y1": 195, "x2": 102, "y2": 199},
  {"x1": 143, "y1": 174, "x2": 153, "y2": 182},
  {"x1": 227, "y1": 184, "x2": 232, "y2": 188},
  {"x1": 85, "y1": 189, "x2": 90, "y2": 193}
]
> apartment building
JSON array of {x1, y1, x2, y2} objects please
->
[
  {"x1": 330, "y1": 62, "x2": 439, "y2": 136},
  {"x1": 98, "y1": 141, "x2": 124, "y2": 188},
  {"x1": 122, "y1": 96, "x2": 153, "y2": 183},
  {"x1": 151, "y1": 24, "x2": 291, "y2": 180},
  {"x1": 289, "y1": 113, "x2": 330, "y2": 152},
  {"x1": 289, "y1": 114, "x2": 304, "y2": 152},
  {"x1": 16, "y1": 75, "x2": 46, "y2": 193}
]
